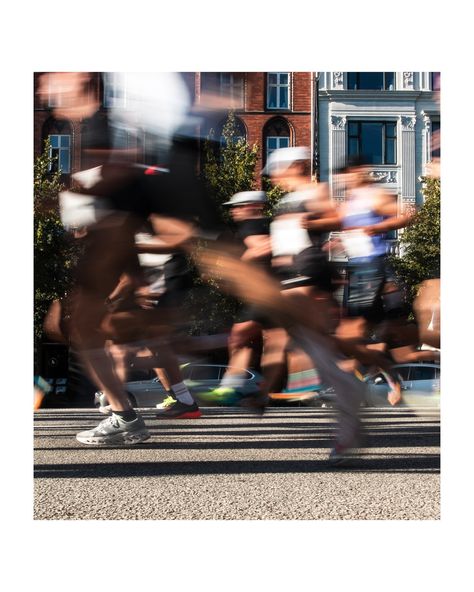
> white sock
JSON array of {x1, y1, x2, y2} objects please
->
[
  {"x1": 171, "y1": 382, "x2": 194, "y2": 405},
  {"x1": 220, "y1": 373, "x2": 246, "y2": 389}
]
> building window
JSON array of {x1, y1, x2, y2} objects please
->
[
  {"x1": 267, "y1": 73, "x2": 290, "y2": 109},
  {"x1": 348, "y1": 121, "x2": 397, "y2": 165},
  {"x1": 431, "y1": 72, "x2": 441, "y2": 91},
  {"x1": 219, "y1": 73, "x2": 244, "y2": 108},
  {"x1": 46, "y1": 74, "x2": 65, "y2": 108},
  {"x1": 263, "y1": 117, "x2": 291, "y2": 164},
  {"x1": 347, "y1": 72, "x2": 395, "y2": 91},
  {"x1": 111, "y1": 126, "x2": 133, "y2": 150},
  {"x1": 44, "y1": 73, "x2": 94, "y2": 108},
  {"x1": 48, "y1": 134, "x2": 71, "y2": 173},
  {"x1": 103, "y1": 72, "x2": 127, "y2": 108},
  {"x1": 219, "y1": 117, "x2": 246, "y2": 148},
  {"x1": 266, "y1": 136, "x2": 290, "y2": 157},
  {"x1": 431, "y1": 120, "x2": 440, "y2": 159}
]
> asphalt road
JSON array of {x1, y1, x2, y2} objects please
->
[{"x1": 34, "y1": 406, "x2": 440, "y2": 520}]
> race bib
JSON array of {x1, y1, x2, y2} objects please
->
[
  {"x1": 271, "y1": 217, "x2": 312, "y2": 257},
  {"x1": 341, "y1": 229, "x2": 375, "y2": 259}
]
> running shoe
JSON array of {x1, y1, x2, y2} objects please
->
[
  {"x1": 156, "y1": 395, "x2": 177, "y2": 410},
  {"x1": 240, "y1": 392, "x2": 269, "y2": 414},
  {"x1": 197, "y1": 386, "x2": 242, "y2": 406},
  {"x1": 328, "y1": 443, "x2": 354, "y2": 466},
  {"x1": 76, "y1": 414, "x2": 150, "y2": 446},
  {"x1": 155, "y1": 400, "x2": 202, "y2": 419},
  {"x1": 96, "y1": 392, "x2": 134, "y2": 415},
  {"x1": 98, "y1": 404, "x2": 112, "y2": 415},
  {"x1": 328, "y1": 435, "x2": 364, "y2": 466}
]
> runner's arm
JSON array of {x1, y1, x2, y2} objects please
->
[
  {"x1": 136, "y1": 215, "x2": 196, "y2": 253},
  {"x1": 302, "y1": 186, "x2": 343, "y2": 232},
  {"x1": 364, "y1": 192, "x2": 413, "y2": 235},
  {"x1": 241, "y1": 235, "x2": 272, "y2": 262}
]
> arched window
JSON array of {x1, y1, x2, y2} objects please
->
[
  {"x1": 263, "y1": 117, "x2": 291, "y2": 165},
  {"x1": 219, "y1": 116, "x2": 247, "y2": 147},
  {"x1": 42, "y1": 118, "x2": 72, "y2": 174}
]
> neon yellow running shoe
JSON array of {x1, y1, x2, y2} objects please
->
[
  {"x1": 198, "y1": 387, "x2": 241, "y2": 405},
  {"x1": 156, "y1": 395, "x2": 177, "y2": 410}
]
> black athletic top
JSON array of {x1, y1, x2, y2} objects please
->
[
  {"x1": 272, "y1": 190, "x2": 336, "y2": 292},
  {"x1": 236, "y1": 217, "x2": 272, "y2": 271},
  {"x1": 236, "y1": 217, "x2": 270, "y2": 241}
]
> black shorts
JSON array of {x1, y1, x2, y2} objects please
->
[
  {"x1": 345, "y1": 256, "x2": 386, "y2": 322},
  {"x1": 236, "y1": 304, "x2": 277, "y2": 329},
  {"x1": 293, "y1": 247, "x2": 339, "y2": 293}
]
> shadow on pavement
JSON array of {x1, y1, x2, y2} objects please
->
[{"x1": 35, "y1": 453, "x2": 440, "y2": 479}]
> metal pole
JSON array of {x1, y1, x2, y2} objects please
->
[{"x1": 313, "y1": 72, "x2": 320, "y2": 181}]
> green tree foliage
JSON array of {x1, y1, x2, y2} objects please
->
[
  {"x1": 34, "y1": 139, "x2": 77, "y2": 344},
  {"x1": 186, "y1": 112, "x2": 289, "y2": 335},
  {"x1": 202, "y1": 109, "x2": 285, "y2": 216},
  {"x1": 390, "y1": 176, "x2": 440, "y2": 303},
  {"x1": 262, "y1": 175, "x2": 285, "y2": 216},
  {"x1": 186, "y1": 112, "x2": 262, "y2": 334},
  {"x1": 202, "y1": 111, "x2": 259, "y2": 218}
]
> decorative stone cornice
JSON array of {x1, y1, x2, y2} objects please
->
[
  {"x1": 369, "y1": 170, "x2": 398, "y2": 184},
  {"x1": 403, "y1": 72, "x2": 414, "y2": 90},
  {"x1": 332, "y1": 72, "x2": 344, "y2": 90},
  {"x1": 401, "y1": 116, "x2": 416, "y2": 131},
  {"x1": 331, "y1": 115, "x2": 347, "y2": 130}
]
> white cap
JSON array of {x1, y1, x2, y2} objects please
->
[
  {"x1": 261, "y1": 146, "x2": 310, "y2": 175},
  {"x1": 223, "y1": 191, "x2": 267, "y2": 206}
]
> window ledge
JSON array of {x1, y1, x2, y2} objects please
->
[{"x1": 321, "y1": 90, "x2": 423, "y2": 100}]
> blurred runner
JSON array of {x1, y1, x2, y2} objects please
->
[
  {"x1": 194, "y1": 148, "x2": 369, "y2": 463},
  {"x1": 267, "y1": 147, "x2": 339, "y2": 310},
  {"x1": 97, "y1": 224, "x2": 202, "y2": 419},
  {"x1": 37, "y1": 72, "x2": 223, "y2": 445},
  {"x1": 334, "y1": 159, "x2": 414, "y2": 405},
  {"x1": 265, "y1": 148, "x2": 365, "y2": 462},
  {"x1": 199, "y1": 191, "x2": 272, "y2": 408}
]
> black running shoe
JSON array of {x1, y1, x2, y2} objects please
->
[
  {"x1": 155, "y1": 400, "x2": 202, "y2": 419},
  {"x1": 240, "y1": 392, "x2": 269, "y2": 415}
]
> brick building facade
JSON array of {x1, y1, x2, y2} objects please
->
[
  {"x1": 34, "y1": 72, "x2": 318, "y2": 186},
  {"x1": 34, "y1": 71, "x2": 439, "y2": 198},
  {"x1": 197, "y1": 72, "x2": 315, "y2": 177}
]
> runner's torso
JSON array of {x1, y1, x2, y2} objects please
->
[{"x1": 342, "y1": 186, "x2": 387, "y2": 262}]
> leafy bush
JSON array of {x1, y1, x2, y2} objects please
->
[
  {"x1": 389, "y1": 176, "x2": 440, "y2": 303},
  {"x1": 34, "y1": 139, "x2": 77, "y2": 345}
]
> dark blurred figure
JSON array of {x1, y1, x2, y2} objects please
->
[
  {"x1": 265, "y1": 147, "x2": 366, "y2": 462},
  {"x1": 194, "y1": 148, "x2": 369, "y2": 464},
  {"x1": 199, "y1": 190, "x2": 273, "y2": 407},
  {"x1": 37, "y1": 72, "x2": 223, "y2": 445},
  {"x1": 97, "y1": 222, "x2": 201, "y2": 419}
]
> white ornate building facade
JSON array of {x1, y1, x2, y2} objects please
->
[{"x1": 317, "y1": 72, "x2": 440, "y2": 213}]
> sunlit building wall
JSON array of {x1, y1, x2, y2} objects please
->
[{"x1": 318, "y1": 72, "x2": 440, "y2": 211}]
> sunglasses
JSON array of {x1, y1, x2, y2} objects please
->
[{"x1": 232, "y1": 203, "x2": 260, "y2": 208}]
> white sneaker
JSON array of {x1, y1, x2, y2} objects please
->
[{"x1": 76, "y1": 414, "x2": 150, "y2": 446}]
